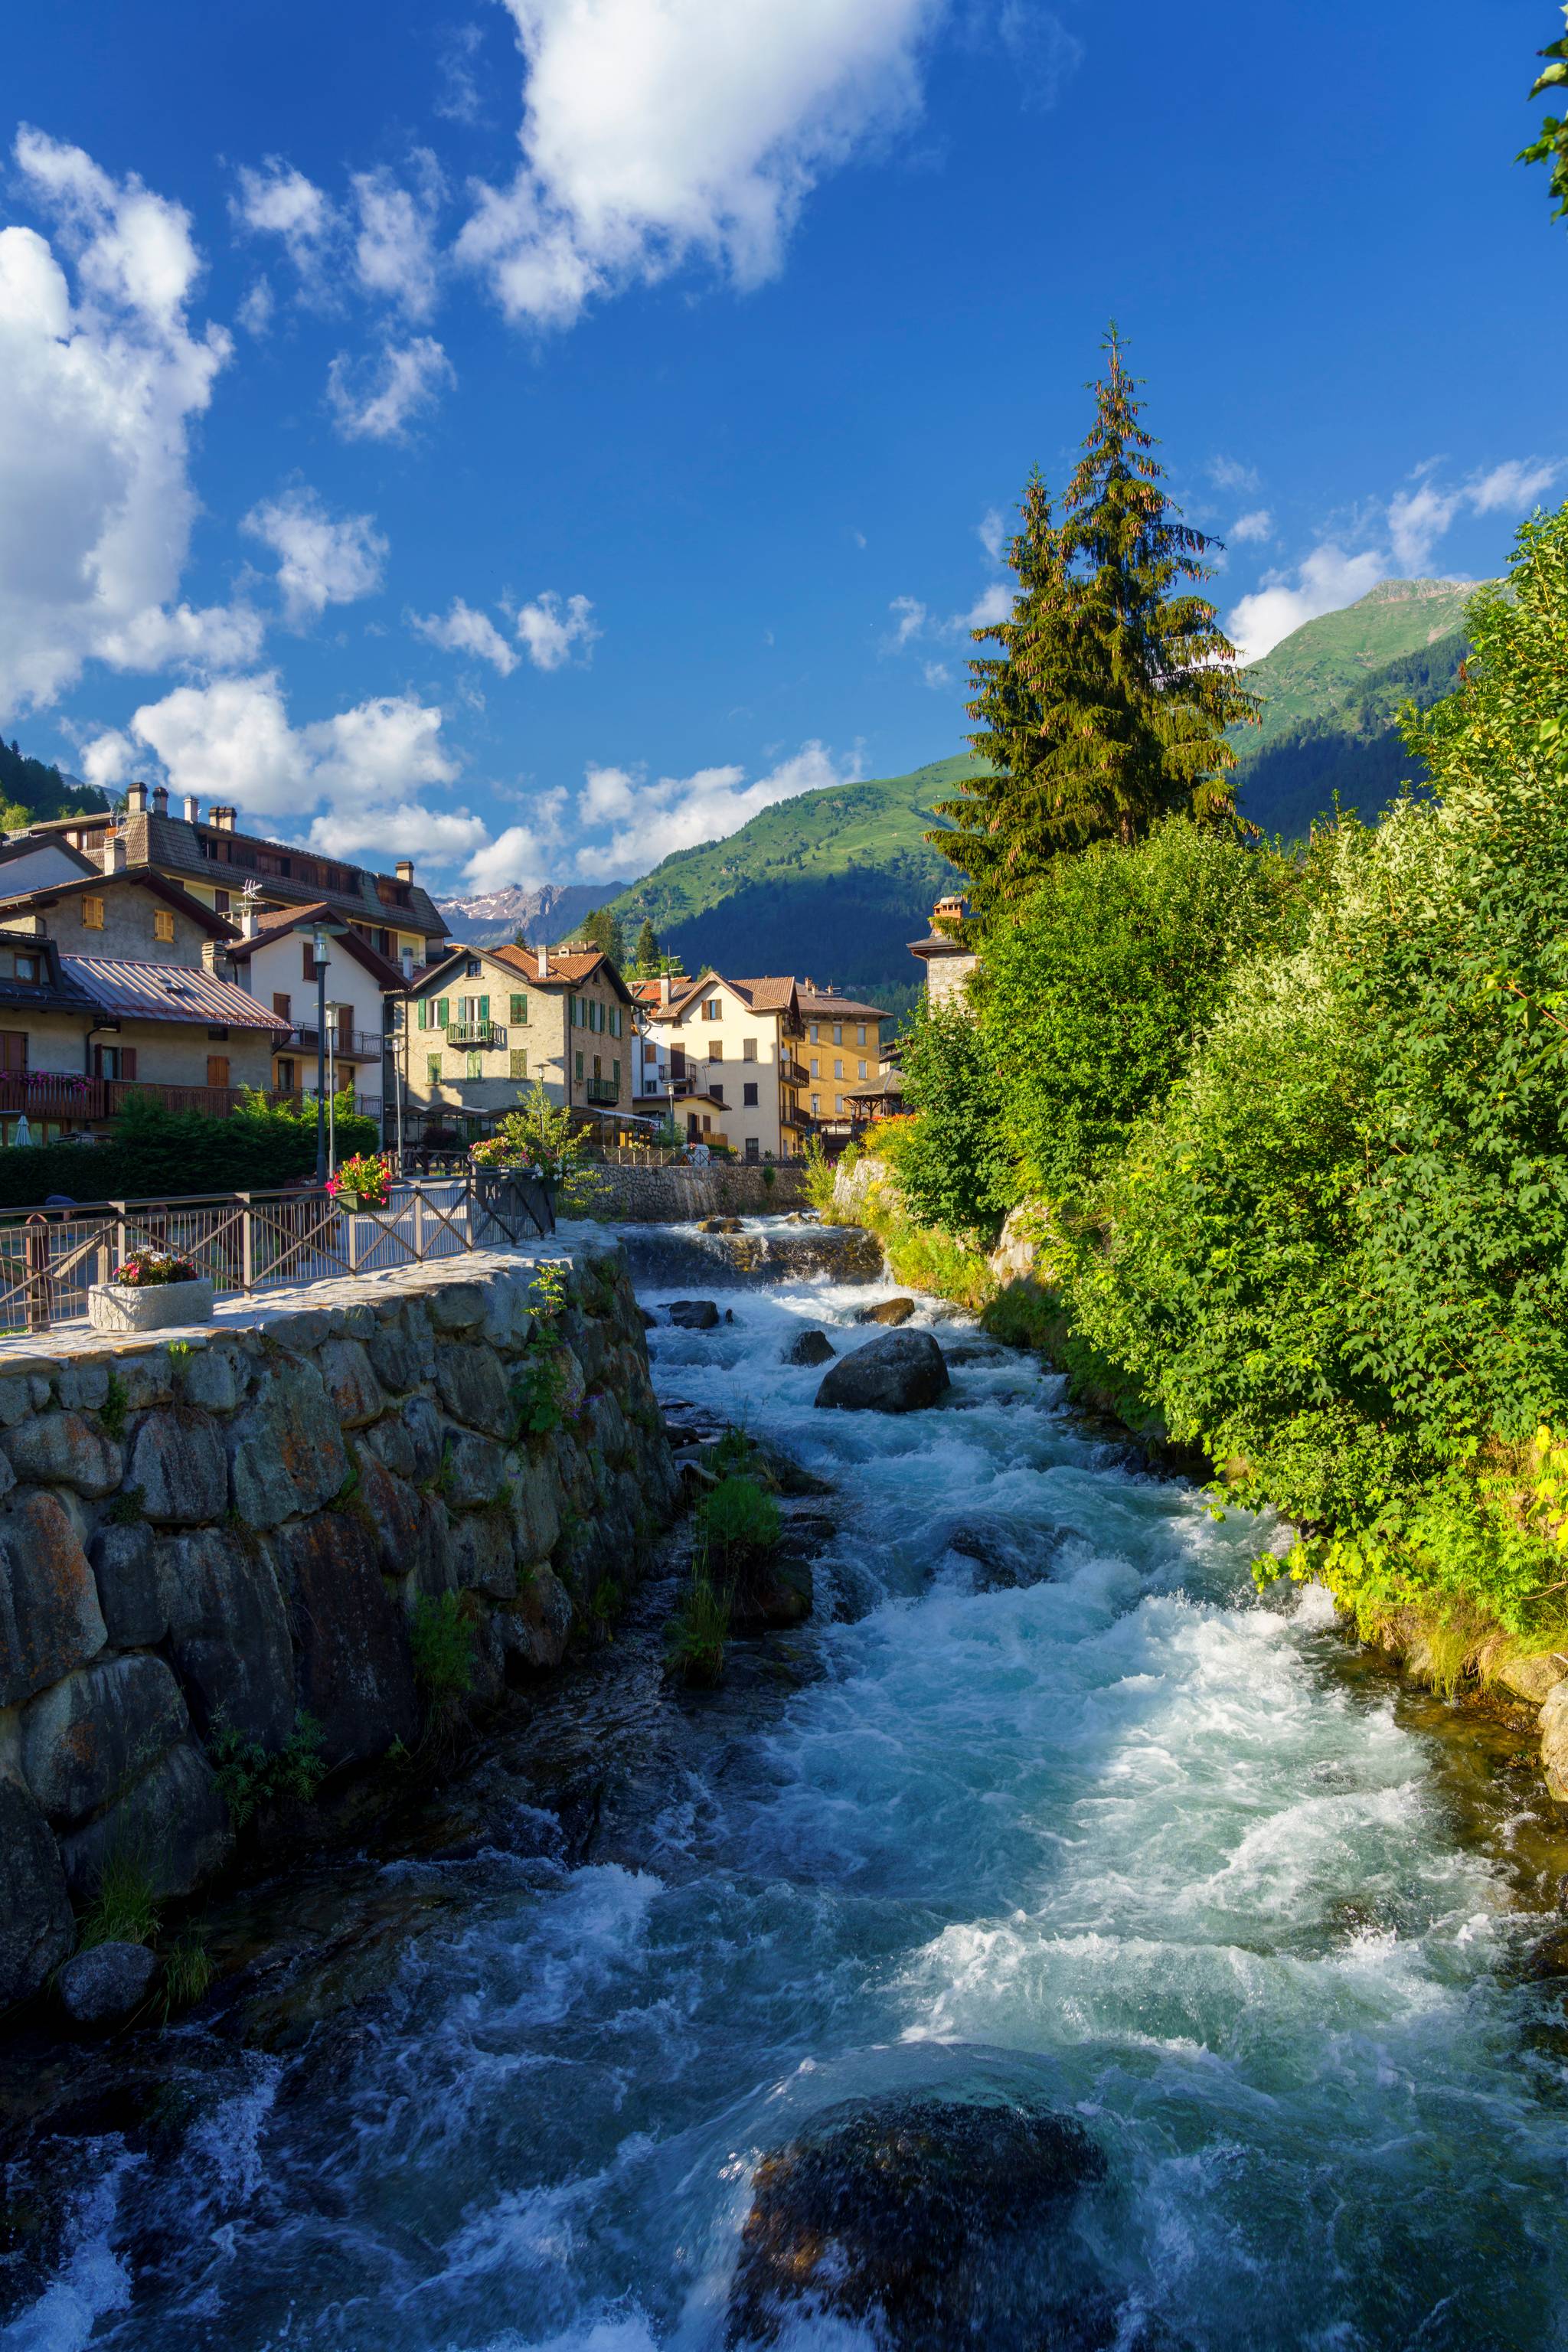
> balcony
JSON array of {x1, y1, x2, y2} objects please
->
[
  {"x1": 584, "y1": 1076, "x2": 620, "y2": 1106},
  {"x1": 445, "y1": 1020, "x2": 504, "y2": 1049},
  {"x1": 0, "y1": 1072, "x2": 105, "y2": 1120},
  {"x1": 782, "y1": 1057, "x2": 809, "y2": 1086},
  {"x1": 277, "y1": 1024, "x2": 385, "y2": 1061}
]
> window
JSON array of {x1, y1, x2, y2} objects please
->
[
  {"x1": 810, "y1": 1057, "x2": 819, "y2": 1077},
  {"x1": 744, "y1": 1136, "x2": 760, "y2": 1162},
  {"x1": 570, "y1": 995, "x2": 580, "y2": 1027},
  {"x1": 510, "y1": 1049, "x2": 528, "y2": 1080},
  {"x1": 466, "y1": 1051, "x2": 483, "y2": 1080},
  {"x1": 214, "y1": 890, "x2": 230, "y2": 914},
  {"x1": 833, "y1": 1023, "x2": 842, "y2": 1045},
  {"x1": 82, "y1": 897, "x2": 105, "y2": 931},
  {"x1": 510, "y1": 993, "x2": 528, "y2": 1024},
  {"x1": 93, "y1": 1044, "x2": 137, "y2": 1080},
  {"x1": 302, "y1": 942, "x2": 318, "y2": 982},
  {"x1": 436, "y1": 999, "x2": 449, "y2": 1028},
  {"x1": 426, "y1": 1055, "x2": 442, "y2": 1084},
  {"x1": 810, "y1": 1023, "x2": 818, "y2": 1043},
  {"x1": 276, "y1": 1057, "x2": 295, "y2": 1093},
  {"x1": 0, "y1": 1033, "x2": 26, "y2": 1071},
  {"x1": 811, "y1": 1093, "x2": 820, "y2": 1115},
  {"x1": 593, "y1": 1054, "x2": 602, "y2": 1079},
  {"x1": 742, "y1": 1037, "x2": 757, "y2": 1060},
  {"x1": 574, "y1": 1050, "x2": 583, "y2": 1080},
  {"x1": 207, "y1": 1055, "x2": 230, "y2": 1089},
  {"x1": 0, "y1": 950, "x2": 38, "y2": 982},
  {"x1": 743, "y1": 1081, "x2": 758, "y2": 1107},
  {"x1": 609, "y1": 1006, "x2": 622, "y2": 1037},
  {"x1": 858, "y1": 1024, "x2": 867, "y2": 1045},
  {"x1": 704, "y1": 998, "x2": 721, "y2": 1021},
  {"x1": 858, "y1": 1060, "x2": 868, "y2": 1080},
  {"x1": 273, "y1": 992, "x2": 292, "y2": 1021},
  {"x1": 834, "y1": 1059, "x2": 843, "y2": 1080},
  {"x1": 153, "y1": 910, "x2": 175, "y2": 943},
  {"x1": 709, "y1": 1041, "x2": 724, "y2": 1062},
  {"x1": 835, "y1": 1094, "x2": 843, "y2": 1113},
  {"x1": 612, "y1": 1058, "x2": 620, "y2": 1090},
  {"x1": 466, "y1": 959, "x2": 481, "y2": 978}
]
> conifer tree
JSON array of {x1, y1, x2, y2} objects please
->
[
  {"x1": 581, "y1": 906, "x2": 627, "y2": 964},
  {"x1": 934, "y1": 329, "x2": 1257, "y2": 913},
  {"x1": 635, "y1": 916, "x2": 660, "y2": 974}
]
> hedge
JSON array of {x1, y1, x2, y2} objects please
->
[{"x1": 0, "y1": 1093, "x2": 380, "y2": 1211}]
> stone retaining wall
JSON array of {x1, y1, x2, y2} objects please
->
[
  {"x1": 0, "y1": 1237, "x2": 678, "y2": 2013},
  {"x1": 593, "y1": 1162, "x2": 810, "y2": 1221}
]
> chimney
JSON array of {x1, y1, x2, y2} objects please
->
[
  {"x1": 659, "y1": 970, "x2": 671, "y2": 1010},
  {"x1": 126, "y1": 782, "x2": 148, "y2": 815},
  {"x1": 183, "y1": 795, "x2": 200, "y2": 824},
  {"x1": 536, "y1": 942, "x2": 549, "y2": 982},
  {"x1": 400, "y1": 945, "x2": 415, "y2": 984},
  {"x1": 395, "y1": 859, "x2": 414, "y2": 884},
  {"x1": 151, "y1": 785, "x2": 168, "y2": 816},
  {"x1": 100, "y1": 831, "x2": 127, "y2": 877},
  {"x1": 210, "y1": 805, "x2": 237, "y2": 833},
  {"x1": 239, "y1": 905, "x2": 259, "y2": 940}
]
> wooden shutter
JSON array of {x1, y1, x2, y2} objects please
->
[
  {"x1": 207, "y1": 1055, "x2": 230, "y2": 1089},
  {"x1": 418, "y1": 998, "x2": 428, "y2": 1029},
  {"x1": 479, "y1": 995, "x2": 490, "y2": 1024},
  {"x1": 437, "y1": 999, "x2": 449, "y2": 1028},
  {"x1": 510, "y1": 993, "x2": 526, "y2": 1023},
  {"x1": 121, "y1": 1047, "x2": 137, "y2": 1081},
  {"x1": 302, "y1": 942, "x2": 315, "y2": 980}
]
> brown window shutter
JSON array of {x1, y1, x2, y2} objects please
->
[
  {"x1": 273, "y1": 991, "x2": 291, "y2": 1020},
  {"x1": 121, "y1": 1047, "x2": 137, "y2": 1081},
  {"x1": 207, "y1": 1054, "x2": 229, "y2": 1089}
]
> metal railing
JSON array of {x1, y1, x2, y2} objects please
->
[
  {"x1": 0, "y1": 1172, "x2": 554, "y2": 1338},
  {"x1": 584, "y1": 1076, "x2": 620, "y2": 1106},
  {"x1": 278, "y1": 1024, "x2": 385, "y2": 1060},
  {"x1": 446, "y1": 1018, "x2": 505, "y2": 1048}
]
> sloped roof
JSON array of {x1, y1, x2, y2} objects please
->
[
  {"x1": 63, "y1": 957, "x2": 286, "y2": 1030},
  {"x1": 111, "y1": 811, "x2": 449, "y2": 940},
  {"x1": 727, "y1": 976, "x2": 800, "y2": 1014},
  {"x1": 796, "y1": 987, "x2": 888, "y2": 1020},
  {"x1": 223, "y1": 903, "x2": 405, "y2": 988},
  {"x1": 488, "y1": 942, "x2": 635, "y2": 1004},
  {"x1": 0, "y1": 868, "x2": 238, "y2": 938}
]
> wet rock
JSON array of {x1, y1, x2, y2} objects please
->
[
  {"x1": 276, "y1": 1511, "x2": 418, "y2": 1768},
  {"x1": 126, "y1": 1406, "x2": 227, "y2": 1524},
  {"x1": 638, "y1": 1306, "x2": 657, "y2": 1329},
  {"x1": 2, "y1": 1410, "x2": 122, "y2": 1498},
  {"x1": 698, "y1": 1216, "x2": 743, "y2": 1233},
  {"x1": 730, "y1": 1556, "x2": 814, "y2": 1629},
  {"x1": 856, "y1": 1296, "x2": 917, "y2": 1328},
  {"x1": 0, "y1": 1490, "x2": 107, "y2": 1707},
  {"x1": 60, "y1": 1740, "x2": 230, "y2": 1901},
  {"x1": 815, "y1": 1331, "x2": 950, "y2": 1416},
  {"x1": 499, "y1": 1563, "x2": 574, "y2": 1673},
  {"x1": 1497, "y1": 1651, "x2": 1568, "y2": 1707},
  {"x1": 57, "y1": 1941, "x2": 158, "y2": 2028},
  {"x1": 946, "y1": 1522, "x2": 1054, "y2": 1592},
  {"x1": 21, "y1": 1655, "x2": 188, "y2": 1826},
  {"x1": 160, "y1": 1524, "x2": 296, "y2": 1749},
  {"x1": 727, "y1": 2095, "x2": 1106, "y2": 2350},
  {"x1": 668, "y1": 1300, "x2": 720, "y2": 1330},
  {"x1": 227, "y1": 1356, "x2": 348, "y2": 1528},
  {"x1": 0, "y1": 1775, "x2": 74, "y2": 2007},
  {"x1": 939, "y1": 1340, "x2": 1010, "y2": 1369}
]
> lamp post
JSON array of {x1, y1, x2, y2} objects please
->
[{"x1": 312, "y1": 924, "x2": 331, "y2": 1185}]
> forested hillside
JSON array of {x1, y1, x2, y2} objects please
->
[
  {"x1": 0, "y1": 737, "x2": 109, "y2": 828},
  {"x1": 1232, "y1": 627, "x2": 1470, "y2": 839}
]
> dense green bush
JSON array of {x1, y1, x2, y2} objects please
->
[
  {"x1": 0, "y1": 1089, "x2": 377, "y2": 1209},
  {"x1": 895, "y1": 996, "x2": 1015, "y2": 1241}
]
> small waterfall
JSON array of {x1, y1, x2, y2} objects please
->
[{"x1": 615, "y1": 1217, "x2": 884, "y2": 1289}]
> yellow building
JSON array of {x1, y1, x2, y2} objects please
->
[
  {"x1": 394, "y1": 942, "x2": 636, "y2": 1143},
  {"x1": 795, "y1": 985, "x2": 887, "y2": 1137}
]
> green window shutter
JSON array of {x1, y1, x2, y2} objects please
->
[
  {"x1": 437, "y1": 999, "x2": 449, "y2": 1028},
  {"x1": 417, "y1": 998, "x2": 427, "y2": 1030},
  {"x1": 510, "y1": 993, "x2": 525, "y2": 1024},
  {"x1": 479, "y1": 995, "x2": 490, "y2": 1024},
  {"x1": 612, "y1": 1058, "x2": 620, "y2": 1089},
  {"x1": 510, "y1": 1048, "x2": 528, "y2": 1080}
]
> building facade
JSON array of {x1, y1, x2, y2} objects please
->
[
  {"x1": 907, "y1": 893, "x2": 979, "y2": 1005},
  {"x1": 632, "y1": 974, "x2": 808, "y2": 1160},
  {"x1": 794, "y1": 985, "x2": 888, "y2": 1139},
  {"x1": 223, "y1": 902, "x2": 399, "y2": 1122},
  {"x1": 394, "y1": 942, "x2": 635, "y2": 1142}
]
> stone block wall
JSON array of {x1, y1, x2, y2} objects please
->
[
  {"x1": 592, "y1": 1162, "x2": 810, "y2": 1222},
  {"x1": 0, "y1": 1242, "x2": 678, "y2": 2013}
]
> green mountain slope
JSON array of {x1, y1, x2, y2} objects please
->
[
  {"x1": 606, "y1": 756, "x2": 974, "y2": 996},
  {"x1": 1233, "y1": 626, "x2": 1470, "y2": 841},
  {"x1": 0, "y1": 736, "x2": 108, "y2": 827},
  {"x1": 1236, "y1": 577, "x2": 1479, "y2": 750}
]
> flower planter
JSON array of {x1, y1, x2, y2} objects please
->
[{"x1": 88, "y1": 1277, "x2": 215, "y2": 1334}]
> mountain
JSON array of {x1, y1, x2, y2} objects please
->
[
  {"x1": 435, "y1": 878, "x2": 632, "y2": 949},
  {"x1": 1235, "y1": 578, "x2": 1478, "y2": 749},
  {"x1": 0, "y1": 736, "x2": 109, "y2": 827},
  {"x1": 603, "y1": 756, "x2": 973, "y2": 1004}
]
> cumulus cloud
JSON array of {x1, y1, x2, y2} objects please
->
[
  {"x1": 1225, "y1": 544, "x2": 1387, "y2": 665},
  {"x1": 888, "y1": 578, "x2": 1009, "y2": 654},
  {"x1": 412, "y1": 597, "x2": 520, "y2": 675},
  {"x1": 327, "y1": 335, "x2": 454, "y2": 439},
  {"x1": 1208, "y1": 456, "x2": 1262, "y2": 496},
  {"x1": 516, "y1": 590, "x2": 599, "y2": 670},
  {"x1": 236, "y1": 276, "x2": 274, "y2": 336},
  {"x1": 996, "y1": 2, "x2": 1083, "y2": 109},
  {"x1": 565, "y1": 739, "x2": 859, "y2": 880},
  {"x1": 231, "y1": 158, "x2": 337, "y2": 297},
  {"x1": 0, "y1": 129, "x2": 259, "y2": 711},
  {"x1": 977, "y1": 506, "x2": 1006, "y2": 564},
  {"x1": 1468, "y1": 457, "x2": 1560, "y2": 514},
  {"x1": 457, "y1": 0, "x2": 940, "y2": 328},
  {"x1": 888, "y1": 595, "x2": 928, "y2": 647},
  {"x1": 962, "y1": 582, "x2": 1011, "y2": 629},
  {"x1": 243, "y1": 487, "x2": 387, "y2": 626},
  {"x1": 1230, "y1": 508, "x2": 1273, "y2": 545},
  {"x1": 460, "y1": 797, "x2": 570, "y2": 893},
  {"x1": 350, "y1": 157, "x2": 444, "y2": 320}
]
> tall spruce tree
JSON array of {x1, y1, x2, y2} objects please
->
[
  {"x1": 635, "y1": 916, "x2": 660, "y2": 975},
  {"x1": 581, "y1": 906, "x2": 627, "y2": 965},
  {"x1": 933, "y1": 330, "x2": 1257, "y2": 913}
]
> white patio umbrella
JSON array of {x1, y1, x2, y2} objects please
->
[{"x1": 14, "y1": 1112, "x2": 32, "y2": 1148}]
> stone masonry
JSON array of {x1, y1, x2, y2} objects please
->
[
  {"x1": 590, "y1": 1162, "x2": 810, "y2": 1221},
  {"x1": 0, "y1": 1232, "x2": 678, "y2": 2011}
]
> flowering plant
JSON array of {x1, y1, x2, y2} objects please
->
[
  {"x1": 114, "y1": 1247, "x2": 198, "y2": 1288},
  {"x1": 470, "y1": 1084, "x2": 603, "y2": 1214},
  {"x1": 326, "y1": 1152, "x2": 394, "y2": 1210}
]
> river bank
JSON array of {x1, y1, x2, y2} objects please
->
[{"x1": 6, "y1": 1223, "x2": 1568, "y2": 2347}]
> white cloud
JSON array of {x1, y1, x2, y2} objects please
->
[
  {"x1": 309, "y1": 802, "x2": 488, "y2": 864},
  {"x1": 243, "y1": 488, "x2": 387, "y2": 626},
  {"x1": 350, "y1": 158, "x2": 444, "y2": 321},
  {"x1": 568, "y1": 739, "x2": 859, "y2": 880},
  {"x1": 962, "y1": 582, "x2": 1011, "y2": 629},
  {"x1": 461, "y1": 799, "x2": 569, "y2": 893},
  {"x1": 0, "y1": 129, "x2": 256, "y2": 711},
  {"x1": 327, "y1": 335, "x2": 454, "y2": 439},
  {"x1": 1226, "y1": 544, "x2": 1387, "y2": 665},
  {"x1": 888, "y1": 594, "x2": 927, "y2": 647},
  {"x1": 516, "y1": 590, "x2": 598, "y2": 670},
  {"x1": 231, "y1": 159, "x2": 337, "y2": 297},
  {"x1": 922, "y1": 660, "x2": 952, "y2": 690},
  {"x1": 1208, "y1": 456, "x2": 1262, "y2": 495},
  {"x1": 1387, "y1": 479, "x2": 1462, "y2": 572},
  {"x1": 457, "y1": 0, "x2": 940, "y2": 328},
  {"x1": 436, "y1": 24, "x2": 488, "y2": 125},
  {"x1": 1230, "y1": 508, "x2": 1273, "y2": 544},
  {"x1": 1466, "y1": 457, "x2": 1560, "y2": 515},
  {"x1": 412, "y1": 597, "x2": 521, "y2": 675},
  {"x1": 996, "y1": 2, "x2": 1083, "y2": 109},
  {"x1": 237, "y1": 276, "x2": 274, "y2": 336},
  {"x1": 977, "y1": 506, "x2": 1006, "y2": 564}
]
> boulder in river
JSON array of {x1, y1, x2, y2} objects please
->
[
  {"x1": 727, "y1": 2094, "x2": 1107, "y2": 2349},
  {"x1": 782, "y1": 1328, "x2": 835, "y2": 1367},
  {"x1": 57, "y1": 1940, "x2": 158, "y2": 2028},
  {"x1": 815, "y1": 1330, "x2": 949, "y2": 1415},
  {"x1": 1542, "y1": 1681, "x2": 1568, "y2": 1799},
  {"x1": 856, "y1": 1296, "x2": 916, "y2": 1328},
  {"x1": 668, "y1": 1300, "x2": 721, "y2": 1330},
  {"x1": 698, "y1": 1216, "x2": 744, "y2": 1233},
  {"x1": 730, "y1": 1555, "x2": 814, "y2": 1629},
  {"x1": 1497, "y1": 1651, "x2": 1568, "y2": 1707}
]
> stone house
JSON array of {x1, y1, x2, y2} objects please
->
[
  {"x1": 908, "y1": 893, "x2": 979, "y2": 1007},
  {"x1": 631, "y1": 973, "x2": 809, "y2": 1160},
  {"x1": 394, "y1": 942, "x2": 637, "y2": 1143}
]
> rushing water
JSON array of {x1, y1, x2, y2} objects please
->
[{"x1": 8, "y1": 1232, "x2": 1568, "y2": 2352}]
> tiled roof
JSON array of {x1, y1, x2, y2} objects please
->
[
  {"x1": 223, "y1": 903, "x2": 404, "y2": 988},
  {"x1": 114, "y1": 812, "x2": 449, "y2": 939},
  {"x1": 488, "y1": 943, "x2": 635, "y2": 1001},
  {"x1": 62, "y1": 957, "x2": 285, "y2": 1030},
  {"x1": 0, "y1": 868, "x2": 237, "y2": 937},
  {"x1": 796, "y1": 987, "x2": 888, "y2": 1019},
  {"x1": 844, "y1": 1069, "x2": 905, "y2": 1100},
  {"x1": 906, "y1": 931, "x2": 974, "y2": 959},
  {"x1": 727, "y1": 976, "x2": 799, "y2": 1014}
]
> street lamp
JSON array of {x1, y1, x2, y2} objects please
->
[{"x1": 312, "y1": 924, "x2": 331, "y2": 1185}]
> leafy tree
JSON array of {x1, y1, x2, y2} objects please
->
[
  {"x1": 635, "y1": 917, "x2": 660, "y2": 974},
  {"x1": 1520, "y1": 5, "x2": 1568, "y2": 223},
  {"x1": 893, "y1": 996, "x2": 1014, "y2": 1242},
  {"x1": 934, "y1": 330, "x2": 1257, "y2": 912},
  {"x1": 581, "y1": 906, "x2": 627, "y2": 965}
]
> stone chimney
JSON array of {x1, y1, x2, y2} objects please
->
[
  {"x1": 932, "y1": 894, "x2": 967, "y2": 936},
  {"x1": 659, "y1": 970, "x2": 672, "y2": 1010},
  {"x1": 183, "y1": 795, "x2": 200, "y2": 824},
  {"x1": 395, "y1": 859, "x2": 414, "y2": 883},
  {"x1": 100, "y1": 832, "x2": 127, "y2": 876},
  {"x1": 210, "y1": 805, "x2": 237, "y2": 833},
  {"x1": 536, "y1": 942, "x2": 549, "y2": 982},
  {"x1": 126, "y1": 782, "x2": 148, "y2": 815},
  {"x1": 151, "y1": 785, "x2": 168, "y2": 816}
]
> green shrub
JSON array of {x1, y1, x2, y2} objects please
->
[
  {"x1": 209, "y1": 1710, "x2": 326, "y2": 1828},
  {"x1": 410, "y1": 1592, "x2": 477, "y2": 1736},
  {"x1": 0, "y1": 1089, "x2": 377, "y2": 1210},
  {"x1": 699, "y1": 1474, "x2": 781, "y2": 1563},
  {"x1": 512, "y1": 1344, "x2": 572, "y2": 1436},
  {"x1": 895, "y1": 996, "x2": 1015, "y2": 1242},
  {"x1": 78, "y1": 1851, "x2": 160, "y2": 1949},
  {"x1": 160, "y1": 1931, "x2": 215, "y2": 2017},
  {"x1": 665, "y1": 1569, "x2": 731, "y2": 1685}
]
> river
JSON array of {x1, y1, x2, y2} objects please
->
[{"x1": 7, "y1": 1230, "x2": 1568, "y2": 2350}]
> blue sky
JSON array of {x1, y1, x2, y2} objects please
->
[{"x1": 2, "y1": 0, "x2": 1563, "y2": 898}]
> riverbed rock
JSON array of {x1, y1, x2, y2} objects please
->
[
  {"x1": 698, "y1": 1216, "x2": 743, "y2": 1233},
  {"x1": 60, "y1": 1740, "x2": 230, "y2": 1901},
  {"x1": 814, "y1": 1331, "x2": 950, "y2": 1416},
  {"x1": 0, "y1": 1490, "x2": 108, "y2": 1707},
  {"x1": 1543, "y1": 1681, "x2": 1568, "y2": 1801},
  {"x1": 0, "y1": 1775, "x2": 74, "y2": 2007},
  {"x1": 20, "y1": 1654, "x2": 188, "y2": 1826},
  {"x1": 668, "y1": 1300, "x2": 721, "y2": 1330},
  {"x1": 727, "y1": 2095, "x2": 1106, "y2": 2349},
  {"x1": 1498, "y1": 1651, "x2": 1568, "y2": 1707},
  {"x1": 498, "y1": 1563, "x2": 574, "y2": 1673},
  {"x1": 276, "y1": 1511, "x2": 418, "y2": 1767},
  {"x1": 782, "y1": 1328, "x2": 835, "y2": 1367},
  {"x1": 856, "y1": 1296, "x2": 917, "y2": 1328},
  {"x1": 57, "y1": 1941, "x2": 158, "y2": 2028},
  {"x1": 730, "y1": 1555, "x2": 814, "y2": 1629}
]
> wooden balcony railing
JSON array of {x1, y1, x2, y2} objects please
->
[{"x1": 0, "y1": 1073, "x2": 105, "y2": 1119}]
